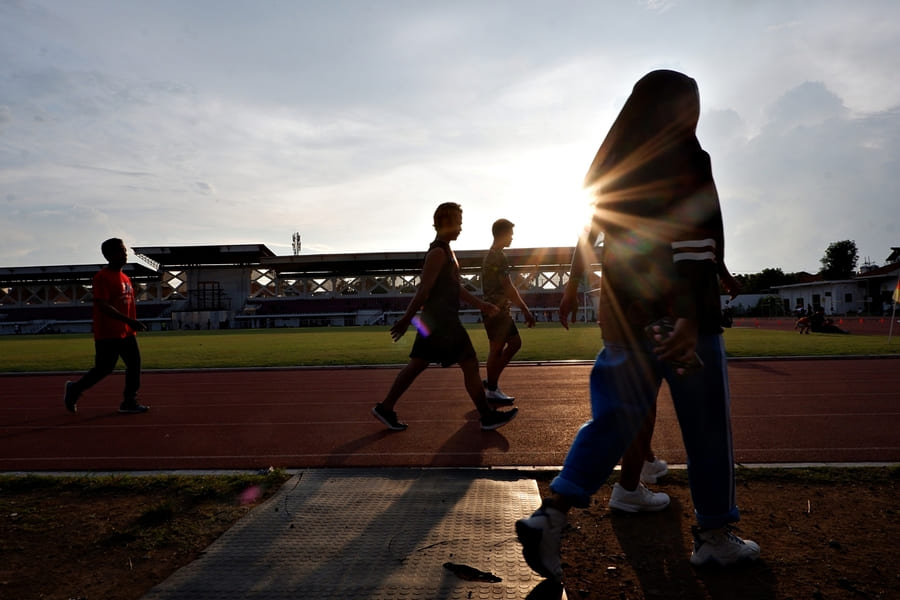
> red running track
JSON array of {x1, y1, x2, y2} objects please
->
[{"x1": 1, "y1": 358, "x2": 898, "y2": 471}]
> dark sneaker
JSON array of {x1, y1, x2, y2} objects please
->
[
  {"x1": 516, "y1": 505, "x2": 566, "y2": 581},
  {"x1": 118, "y1": 401, "x2": 149, "y2": 414},
  {"x1": 690, "y1": 525, "x2": 761, "y2": 566},
  {"x1": 372, "y1": 403, "x2": 408, "y2": 431},
  {"x1": 480, "y1": 407, "x2": 518, "y2": 430},
  {"x1": 64, "y1": 381, "x2": 78, "y2": 413}
]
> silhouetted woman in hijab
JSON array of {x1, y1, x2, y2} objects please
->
[{"x1": 517, "y1": 70, "x2": 759, "y2": 583}]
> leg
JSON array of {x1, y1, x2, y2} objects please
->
[
  {"x1": 485, "y1": 334, "x2": 522, "y2": 387},
  {"x1": 460, "y1": 356, "x2": 493, "y2": 415},
  {"x1": 609, "y1": 392, "x2": 670, "y2": 512},
  {"x1": 373, "y1": 358, "x2": 429, "y2": 431},
  {"x1": 69, "y1": 339, "x2": 122, "y2": 396},
  {"x1": 667, "y1": 334, "x2": 739, "y2": 528},
  {"x1": 550, "y1": 345, "x2": 660, "y2": 507},
  {"x1": 118, "y1": 336, "x2": 142, "y2": 402},
  {"x1": 518, "y1": 345, "x2": 660, "y2": 580},
  {"x1": 618, "y1": 407, "x2": 655, "y2": 491},
  {"x1": 669, "y1": 341, "x2": 760, "y2": 566},
  {"x1": 484, "y1": 338, "x2": 507, "y2": 387},
  {"x1": 459, "y1": 356, "x2": 518, "y2": 430},
  {"x1": 381, "y1": 358, "x2": 429, "y2": 411}
]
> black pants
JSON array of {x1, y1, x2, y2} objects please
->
[{"x1": 71, "y1": 336, "x2": 142, "y2": 402}]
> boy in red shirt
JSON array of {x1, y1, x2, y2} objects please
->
[{"x1": 64, "y1": 238, "x2": 149, "y2": 414}]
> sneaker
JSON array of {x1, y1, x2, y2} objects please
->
[
  {"x1": 480, "y1": 407, "x2": 518, "y2": 430},
  {"x1": 608, "y1": 482, "x2": 670, "y2": 512},
  {"x1": 372, "y1": 403, "x2": 408, "y2": 431},
  {"x1": 118, "y1": 401, "x2": 149, "y2": 414},
  {"x1": 640, "y1": 458, "x2": 669, "y2": 484},
  {"x1": 690, "y1": 525, "x2": 761, "y2": 566},
  {"x1": 63, "y1": 381, "x2": 79, "y2": 413},
  {"x1": 483, "y1": 380, "x2": 515, "y2": 404},
  {"x1": 516, "y1": 505, "x2": 566, "y2": 582}
]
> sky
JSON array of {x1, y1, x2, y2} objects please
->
[{"x1": 2, "y1": 0, "x2": 899, "y2": 275}]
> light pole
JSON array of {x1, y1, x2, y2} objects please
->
[{"x1": 583, "y1": 287, "x2": 602, "y2": 323}]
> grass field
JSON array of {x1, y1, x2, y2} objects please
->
[{"x1": 1, "y1": 322, "x2": 897, "y2": 372}]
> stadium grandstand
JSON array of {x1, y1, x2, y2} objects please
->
[{"x1": 0, "y1": 244, "x2": 602, "y2": 334}]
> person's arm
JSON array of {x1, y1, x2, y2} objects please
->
[
  {"x1": 94, "y1": 299, "x2": 147, "y2": 332},
  {"x1": 390, "y1": 247, "x2": 445, "y2": 342},
  {"x1": 719, "y1": 262, "x2": 741, "y2": 299},
  {"x1": 560, "y1": 221, "x2": 601, "y2": 330},
  {"x1": 657, "y1": 175, "x2": 721, "y2": 364},
  {"x1": 460, "y1": 286, "x2": 499, "y2": 317},
  {"x1": 501, "y1": 274, "x2": 535, "y2": 327}
]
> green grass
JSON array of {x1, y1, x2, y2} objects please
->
[{"x1": 1, "y1": 323, "x2": 897, "y2": 373}]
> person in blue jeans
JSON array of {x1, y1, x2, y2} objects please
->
[{"x1": 516, "y1": 69, "x2": 759, "y2": 582}]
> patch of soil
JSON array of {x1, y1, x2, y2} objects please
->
[
  {"x1": 538, "y1": 468, "x2": 899, "y2": 599},
  {"x1": 0, "y1": 476, "x2": 286, "y2": 600},
  {"x1": 0, "y1": 469, "x2": 897, "y2": 599}
]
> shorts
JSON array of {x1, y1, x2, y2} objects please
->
[
  {"x1": 482, "y1": 310, "x2": 519, "y2": 343},
  {"x1": 410, "y1": 320, "x2": 477, "y2": 367}
]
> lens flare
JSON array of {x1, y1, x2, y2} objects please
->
[{"x1": 411, "y1": 315, "x2": 430, "y2": 337}]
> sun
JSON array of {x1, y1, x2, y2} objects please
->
[{"x1": 496, "y1": 146, "x2": 598, "y2": 250}]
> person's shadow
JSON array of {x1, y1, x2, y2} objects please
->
[{"x1": 609, "y1": 496, "x2": 777, "y2": 599}]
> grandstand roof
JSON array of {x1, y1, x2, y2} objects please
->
[
  {"x1": 262, "y1": 246, "x2": 590, "y2": 276},
  {"x1": 0, "y1": 245, "x2": 598, "y2": 283},
  {"x1": 132, "y1": 244, "x2": 276, "y2": 268},
  {"x1": 0, "y1": 263, "x2": 159, "y2": 285}
]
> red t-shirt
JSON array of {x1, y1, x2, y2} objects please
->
[{"x1": 92, "y1": 268, "x2": 137, "y2": 340}]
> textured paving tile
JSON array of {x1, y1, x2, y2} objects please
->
[{"x1": 141, "y1": 468, "x2": 552, "y2": 599}]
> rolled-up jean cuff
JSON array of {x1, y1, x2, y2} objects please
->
[
  {"x1": 549, "y1": 475, "x2": 592, "y2": 509},
  {"x1": 695, "y1": 506, "x2": 741, "y2": 530}
]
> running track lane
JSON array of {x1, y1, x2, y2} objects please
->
[{"x1": 0, "y1": 358, "x2": 897, "y2": 471}]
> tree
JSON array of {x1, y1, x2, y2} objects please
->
[
  {"x1": 733, "y1": 268, "x2": 790, "y2": 293},
  {"x1": 819, "y1": 240, "x2": 858, "y2": 280}
]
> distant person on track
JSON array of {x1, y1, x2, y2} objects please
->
[
  {"x1": 480, "y1": 218, "x2": 536, "y2": 405},
  {"x1": 809, "y1": 306, "x2": 849, "y2": 334},
  {"x1": 515, "y1": 70, "x2": 759, "y2": 582},
  {"x1": 372, "y1": 203, "x2": 518, "y2": 432},
  {"x1": 64, "y1": 238, "x2": 149, "y2": 414}
]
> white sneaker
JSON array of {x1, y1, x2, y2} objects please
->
[
  {"x1": 515, "y1": 505, "x2": 566, "y2": 582},
  {"x1": 608, "y1": 482, "x2": 670, "y2": 512},
  {"x1": 690, "y1": 525, "x2": 761, "y2": 566},
  {"x1": 483, "y1": 380, "x2": 515, "y2": 404},
  {"x1": 640, "y1": 458, "x2": 669, "y2": 484}
]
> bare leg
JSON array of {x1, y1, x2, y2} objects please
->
[
  {"x1": 460, "y1": 356, "x2": 492, "y2": 415},
  {"x1": 485, "y1": 335, "x2": 522, "y2": 387},
  {"x1": 381, "y1": 358, "x2": 429, "y2": 411},
  {"x1": 619, "y1": 404, "x2": 657, "y2": 491}
]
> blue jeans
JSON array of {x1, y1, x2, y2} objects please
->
[{"x1": 550, "y1": 334, "x2": 740, "y2": 529}]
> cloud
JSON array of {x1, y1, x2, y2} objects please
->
[{"x1": 715, "y1": 81, "x2": 900, "y2": 272}]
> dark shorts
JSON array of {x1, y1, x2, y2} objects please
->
[
  {"x1": 482, "y1": 310, "x2": 519, "y2": 343},
  {"x1": 410, "y1": 320, "x2": 477, "y2": 367}
]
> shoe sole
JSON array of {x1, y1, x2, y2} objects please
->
[
  {"x1": 515, "y1": 520, "x2": 560, "y2": 581},
  {"x1": 608, "y1": 498, "x2": 670, "y2": 512},
  {"x1": 690, "y1": 552, "x2": 760, "y2": 567},
  {"x1": 480, "y1": 409, "x2": 518, "y2": 430},
  {"x1": 371, "y1": 407, "x2": 407, "y2": 431}
]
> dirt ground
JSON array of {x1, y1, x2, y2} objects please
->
[
  {"x1": 1, "y1": 468, "x2": 897, "y2": 600},
  {"x1": 538, "y1": 468, "x2": 899, "y2": 600}
]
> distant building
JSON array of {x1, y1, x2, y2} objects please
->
[{"x1": 1, "y1": 244, "x2": 601, "y2": 333}]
